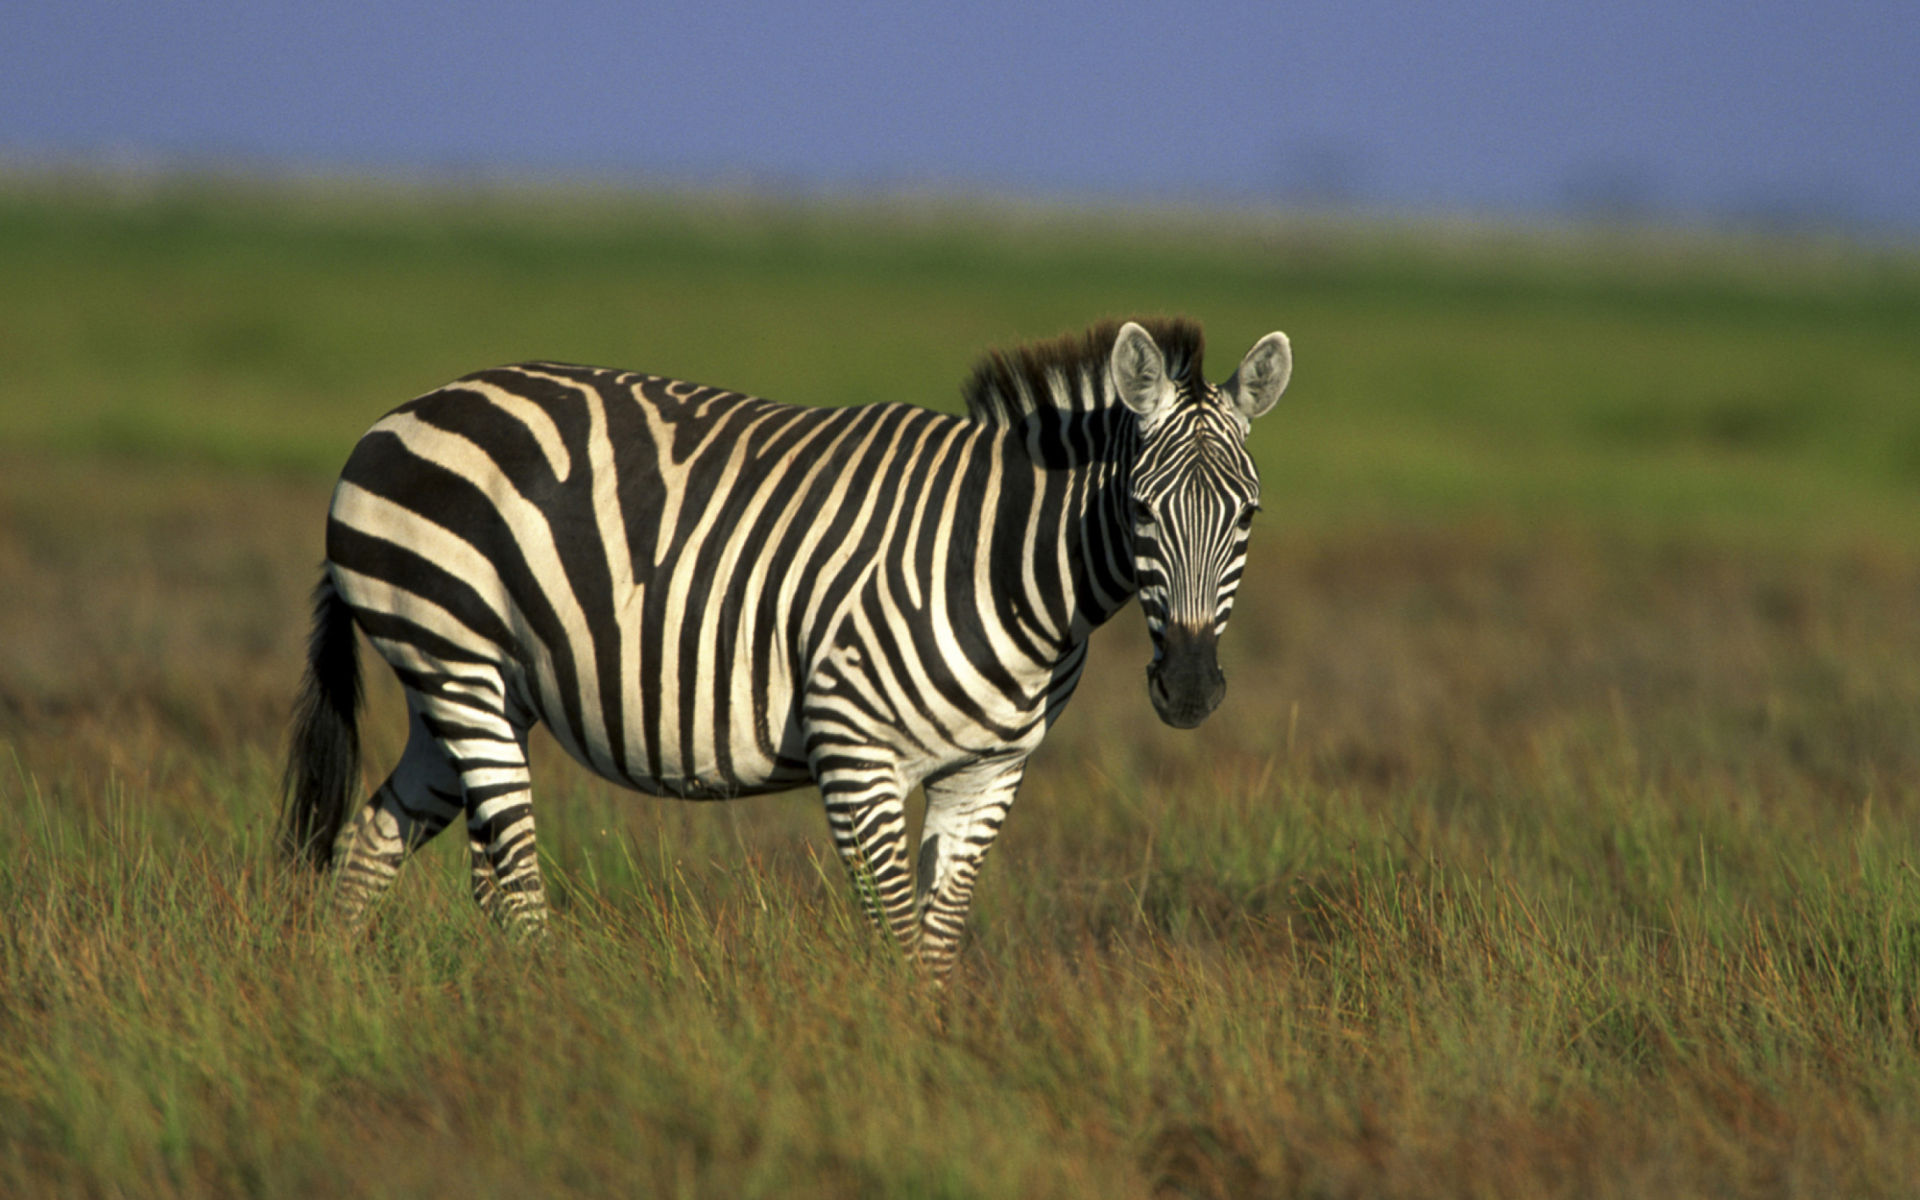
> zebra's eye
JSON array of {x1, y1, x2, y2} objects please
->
[
  {"x1": 1130, "y1": 499, "x2": 1156, "y2": 526},
  {"x1": 1236, "y1": 505, "x2": 1259, "y2": 531}
]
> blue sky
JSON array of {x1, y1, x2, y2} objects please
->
[{"x1": 5, "y1": 1, "x2": 1916, "y2": 233}]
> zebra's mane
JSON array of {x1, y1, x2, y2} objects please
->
[{"x1": 962, "y1": 318, "x2": 1206, "y2": 427}]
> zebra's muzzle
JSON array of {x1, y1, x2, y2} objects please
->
[{"x1": 1147, "y1": 623, "x2": 1226, "y2": 729}]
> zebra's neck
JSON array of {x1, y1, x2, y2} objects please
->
[
  {"x1": 987, "y1": 403, "x2": 1139, "y2": 649},
  {"x1": 958, "y1": 320, "x2": 1209, "y2": 647}
]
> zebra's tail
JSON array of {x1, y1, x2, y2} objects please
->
[{"x1": 279, "y1": 571, "x2": 364, "y2": 871}]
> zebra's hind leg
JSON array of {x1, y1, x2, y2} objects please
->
[
  {"x1": 915, "y1": 755, "x2": 1028, "y2": 982},
  {"x1": 453, "y1": 721, "x2": 549, "y2": 940},
  {"x1": 332, "y1": 700, "x2": 465, "y2": 932},
  {"x1": 813, "y1": 749, "x2": 919, "y2": 956},
  {"x1": 466, "y1": 831, "x2": 506, "y2": 921}
]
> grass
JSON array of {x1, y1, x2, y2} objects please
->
[
  {"x1": 4, "y1": 174, "x2": 1919, "y2": 536},
  {"x1": 4, "y1": 176, "x2": 1920, "y2": 1196}
]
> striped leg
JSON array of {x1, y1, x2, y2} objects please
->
[
  {"x1": 916, "y1": 755, "x2": 1026, "y2": 982},
  {"x1": 813, "y1": 748, "x2": 918, "y2": 955},
  {"x1": 448, "y1": 718, "x2": 548, "y2": 939},
  {"x1": 467, "y1": 830, "x2": 506, "y2": 921},
  {"x1": 332, "y1": 700, "x2": 465, "y2": 931},
  {"x1": 378, "y1": 667, "x2": 549, "y2": 937}
]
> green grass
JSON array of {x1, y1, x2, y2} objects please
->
[
  {"x1": 4, "y1": 176, "x2": 1920, "y2": 1196},
  {"x1": 4, "y1": 176, "x2": 1918, "y2": 538}
]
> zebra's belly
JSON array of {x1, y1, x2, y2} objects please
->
[
  {"x1": 609, "y1": 759, "x2": 814, "y2": 801},
  {"x1": 535, "y1": 664, "x2": 814, "y2": 801}
]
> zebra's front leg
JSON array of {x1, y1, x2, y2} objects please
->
[
  {"x1": 916, "y1": 755, "x2": 1027, "y2": 982},
  {"x1": 814, "y1": 751, "x2": 919, "y2": 955}
]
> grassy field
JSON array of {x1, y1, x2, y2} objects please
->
[{"x1": 4, "y1": 175, "x2": 1920, "y2": 1197}]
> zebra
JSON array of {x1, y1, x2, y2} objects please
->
[{"x1": 281, "y1": 317, "x2": 1291, "y2": 979}]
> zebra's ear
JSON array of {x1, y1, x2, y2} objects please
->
[
  {"x1": 1224, "y1": 331, "x2": 1292, "y2": 421},
  {"x1": 1111, "y1": 322, "x2": 1176, "y2": 422}
]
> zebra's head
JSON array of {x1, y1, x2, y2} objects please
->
[{"x1": 1111, "y1": 322, "x2": 1292, "y2": 728}]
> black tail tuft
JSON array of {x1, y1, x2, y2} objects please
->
[{"x1": 280, "y1": 571, "x2": 364, "y2": 870}]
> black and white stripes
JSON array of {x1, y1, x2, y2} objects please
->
[{"x1": 281, "y1": 317, "x2": 1290, "y2": 978}]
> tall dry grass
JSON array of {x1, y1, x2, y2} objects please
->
[{"x1": 6, "y1": 457, "x2": 1920, "y2": 1197}]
